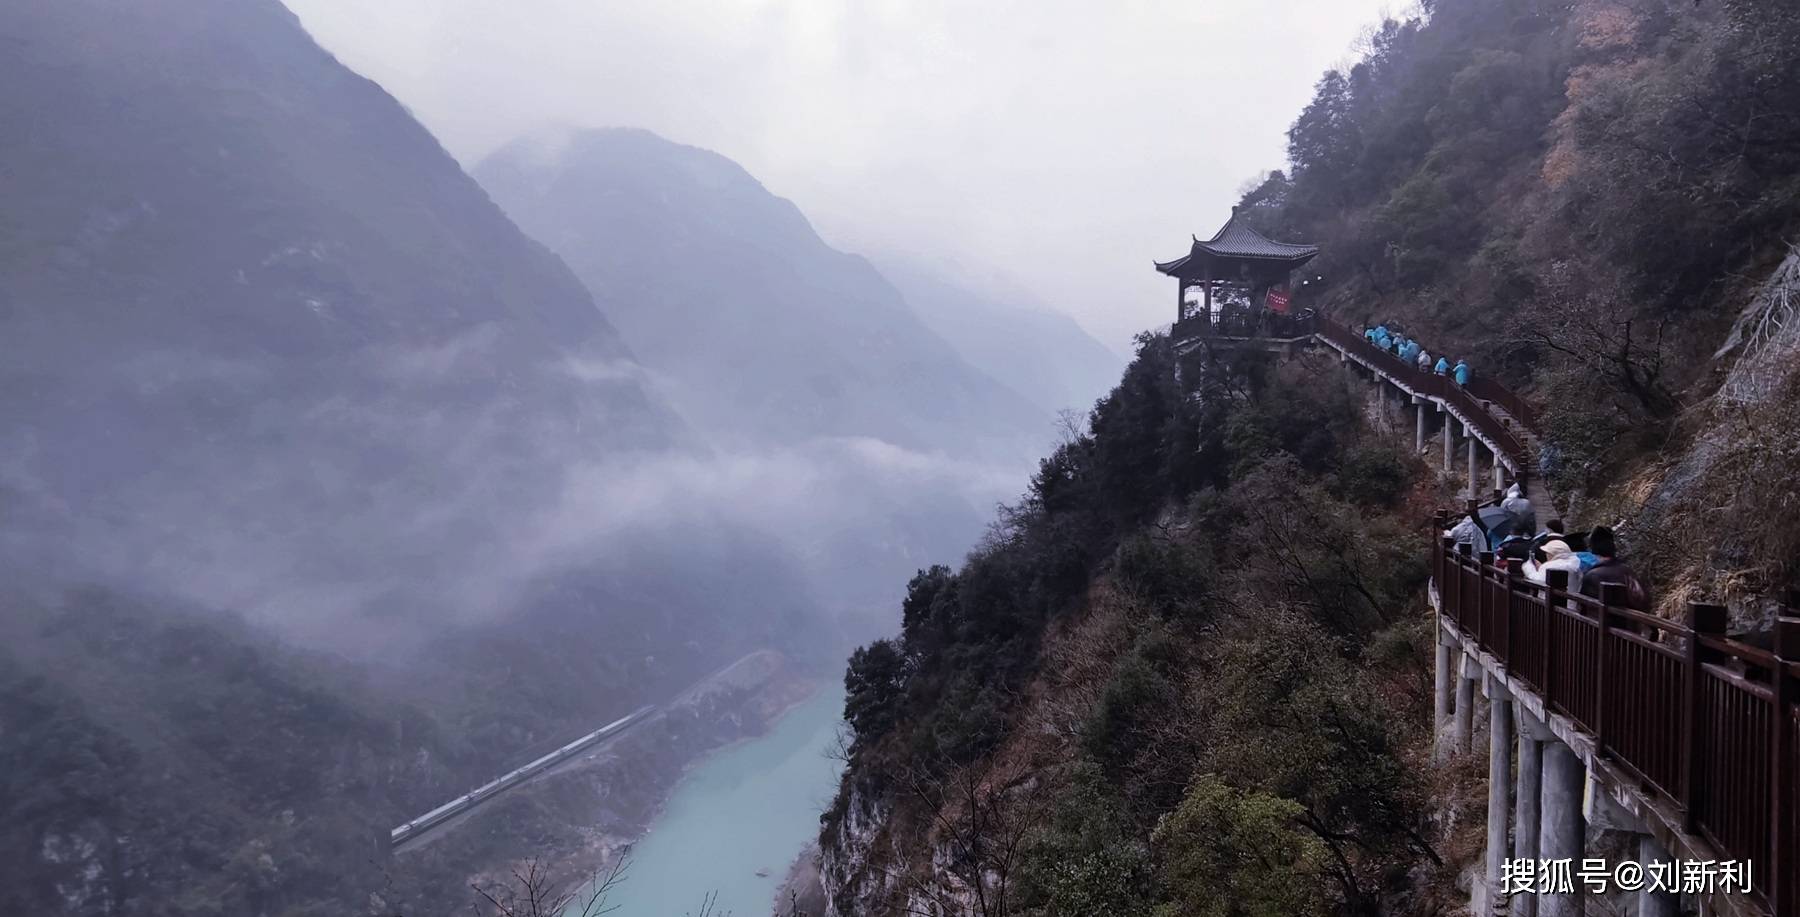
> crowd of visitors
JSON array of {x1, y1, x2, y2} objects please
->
[
  {"x1": 1442, "y1": 482, "x2": 1651, "y2": 610},
  {"x1": 1363, "y1": 320, "x2": 1651, "y2": 611},
  {"x1": 1363, "y1": 323, "x2": 1472, "y2": 385}
]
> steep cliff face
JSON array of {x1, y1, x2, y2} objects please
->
[{"x1": 819, "y1": 344, "x2": 1445, "y2": 915}]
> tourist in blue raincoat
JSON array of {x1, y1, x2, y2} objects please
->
[
  {"x1": 1453, "y1": 359, "x2": 1470, "y2": 385},
  {"x1": 1434, "y1": 356, "x2": 1450, "y2": 375}
]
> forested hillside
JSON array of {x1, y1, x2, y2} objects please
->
[
  {"x1": 824, "y1": 341, "x2": 1441, "y2": 915},
  {"x1": 819, "y1": 0, "x2": 1800, "y2": 913},
  {"x1": 1245, "y1": 0, "x2": 1800, "y2": 603}
]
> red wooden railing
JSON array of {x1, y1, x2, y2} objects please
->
[
  {"x1": 1434, "y1": 528, "x2": 1800, "y2": 915},
  {"x1": 1467, "y1": 376, "x2": 1541, "y2": 433},
  {"x1": 1312, "y1": 319, "x2": 1533, "y2": 466},
  {"x1": 1171, "y1": 312, "x2": 1541, "y2": 465}
]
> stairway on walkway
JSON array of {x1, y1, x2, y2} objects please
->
[{"x1": 1474, "y1": 398, "x2": 1558, "y2": 514}]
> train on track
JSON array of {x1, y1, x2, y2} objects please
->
[{"x1": 390, "y1": 704, "x2": 656, "y2": 847}]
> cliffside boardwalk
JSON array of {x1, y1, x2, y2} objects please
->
[
  {"x1": 1160, "y1": 215, "x2": 1792, "y2": 916},
  {"x1": 1434, "y1": 541, "x2": 1799, "y2": 917},
  {"x1": 1160, "y1": 214, "x2": 1537, "y2": 506}
]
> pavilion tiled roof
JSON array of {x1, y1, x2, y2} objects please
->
[{"x1": 1156, "y1": 210, "x2": 1320, "y2": 274}]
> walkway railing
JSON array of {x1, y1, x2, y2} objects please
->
[
  {"x1": 1433, "y1": 528, "x2": 1798, "y2": 915},
  {"x1": 1312, "y1": 318, "x2": 1534, "y2": 466},
  {"x1": 1171, "y1": 311, "x2": 1541, "y2": 468}
]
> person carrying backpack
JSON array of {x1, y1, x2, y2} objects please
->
[{"x1": 1579, "y1": 526, "x2": 1650, "y2": 610}]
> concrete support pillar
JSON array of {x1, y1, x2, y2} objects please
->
[
  {"x1": 1415, "y1": 400, "x2": 1427, "y2": 453},
  {"x1": 1467, "y1": 437, "x2": 1480, "y2": 499},
  {"x1": 1539, "y1": 741, "x2": 1586, "y2": 917},
  {"x1": 1442, "y1": 410, "x2": 1455, "y2": 473},
  {"x1": 1434, "y1": 627, "x2": 1454, "y2": 763},
  {"x1": 1455, "y1": 652, "x2": 1478, "y2": 754},
  {"x1": 1493, "y1": 459, "x2": 1505, "y2": 493},
  {"x1": 1637, "y1": 834, "x2": 1678, "y2": 917},
  {"x1": 1513, "y1": 715, "x2": 1544, "y2": 917},
  {"x1": 1485, "y1": 676, "x2": 1514, "y2": 916}
]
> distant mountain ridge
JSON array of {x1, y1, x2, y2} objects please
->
[
  {"x1": 873, "y1": 255, "x2": 1124, "y2": 417},
  {"x1": 475, "y1": 127, "x2": 1051, "y2": 463},
  {"x1": 0, "y1": 0, "x2": 700, "y2": 640}
]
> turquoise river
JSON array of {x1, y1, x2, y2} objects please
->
[{"x1": 591, "y1": 686, "x2": 846, "y2": 917}]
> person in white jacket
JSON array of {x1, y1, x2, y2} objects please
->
[
  {"x1": 1524, "y1": 539, "x2": 1583, "y2": 593},
  {"x1": 1444, "y1": 508, "x2": 1490, "y2": 555},
  {"x1": 1501, "y1": 482, "x2": 1535, "y2": 533}
]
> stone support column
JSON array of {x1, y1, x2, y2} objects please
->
[
  {"x1": 1539, "y1": 740, "x2": 1586, "y2": 917},
  {"x1": 1455, "y1": 650, "x2": 1478, "y2": 753},
  {"x1": 1434, "y1": 625, "x2": 1454, "y2": 762},
  {"x1": 1637, "y1": 834, "x2": 1678, "y2": 917},
  {"x1": 1485, "y1": 675, "x2": 1514, "y2": 916}
]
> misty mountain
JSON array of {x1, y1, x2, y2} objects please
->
[
  {"x1": 873, "y1": 256, "x2": 1124, "y2": 417},
  {"x1": 0, "y1": 3, "x2": 823, "y2": 912},
  {"x1": 0, "y1": 0, "x2": 820, "y2": 653},
  {"x1": 474, "y1": 128, "x2": 1051, "y2": 462}
]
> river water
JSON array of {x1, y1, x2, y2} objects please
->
[{"x1": 593, "y1": 686, "x2": 846, "y2": 917}]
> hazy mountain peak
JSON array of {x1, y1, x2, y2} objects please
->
[{"x1": 477, "y1": 127, "x2": 1051, "y2": 461}]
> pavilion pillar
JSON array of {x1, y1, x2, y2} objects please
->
[
  {"x1": 1202, "y1": 263, "x2": 1213, "y2": 319},
  {"x1": 1175, "y1": 280, "x2": 1184, "y2": 323}
]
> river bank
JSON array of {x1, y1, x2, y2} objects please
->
[{"x1": 395, "y1": 650, "x2": 825, "y2": 915}]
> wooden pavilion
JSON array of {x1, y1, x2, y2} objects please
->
[{"x1": 1155, "y1": 208, "x2": 1320, "y2": 327}]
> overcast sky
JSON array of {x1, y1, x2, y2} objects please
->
[{"x1": 286, "y1": 0, "x2": 1398, "y2": 352}]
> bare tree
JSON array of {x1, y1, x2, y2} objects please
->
[
  {"x1": 1513, "y1": 288, "x2": 1676, "y2": 420},
  {"x1": 887, "y1": 756, "x2": 1054, "y2": 917},
  {"x1": 469, "y1": 856, "x2": 626, "y2": 917}
]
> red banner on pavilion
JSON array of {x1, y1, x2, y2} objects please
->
[{"x1": 1266, "y1": 287, "x2": 1291, "y2": 313}]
